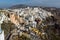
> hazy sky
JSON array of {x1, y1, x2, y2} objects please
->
[{"x1": 0, "y1": 0, "x2": 60, "y2": 8}]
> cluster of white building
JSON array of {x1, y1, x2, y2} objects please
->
[
  {"x1": 0, "y1": 7, "x2": 53, "y2": 40},
  {"x1": 9, "y1": 7, "x2": 53, "y2": 27}
]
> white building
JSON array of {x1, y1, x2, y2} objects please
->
[
  {"x1": 0, "y1": 12, "x2": 5, "y2": 40},
  {"x1": 0, "y1": 31, "x2": 4, "y2": 40}
]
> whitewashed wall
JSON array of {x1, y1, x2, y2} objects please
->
[{"x1": 0, "y1": 31, "x2": 4, "y2": 40}]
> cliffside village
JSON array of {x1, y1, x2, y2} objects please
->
[{"x1": 0, "y1": 7, "x2": 60, "y2": 40}]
